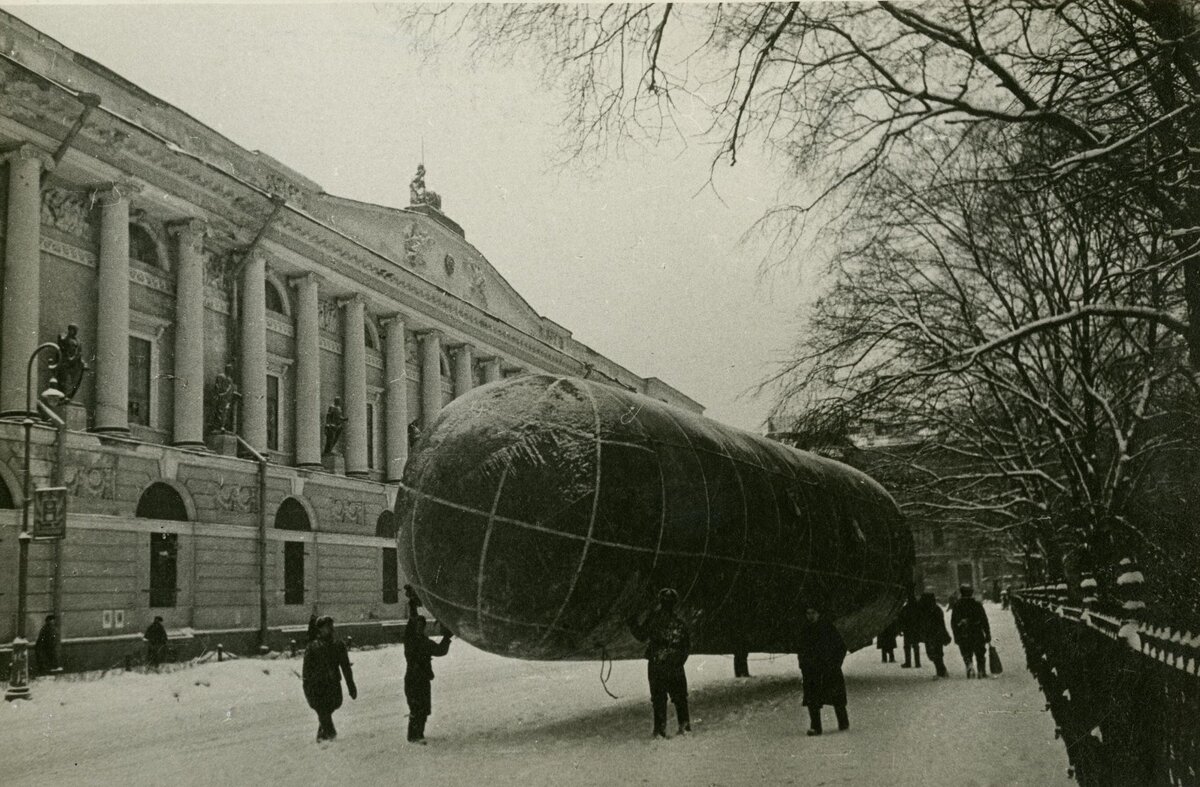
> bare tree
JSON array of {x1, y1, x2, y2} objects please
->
[
  {"x1": 772, "y1": 132, "x2": 1194, "y2": 581},
  {"x1": 406, "y1": 1, "x2": 1200, "y2": 369}
]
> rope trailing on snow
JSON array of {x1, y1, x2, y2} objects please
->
[{"x1": 598, "y1": 644, "x2": 620, "y2": 700}]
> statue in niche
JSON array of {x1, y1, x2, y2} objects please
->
[
  {"x1": 323, "y1": 397, "x2": 349, "y2": 456},
  {"x1": 408, "y1": 163, "x2": 442, "y2": 211},
  {"x1": 209, "y1": 366, "x2": 241, "y2": 433},
  {"x1": 53, "y1": 324, "x2": 88, "y2": 401},
  {"x1": 407, "y1": 419, "x2": 422, "y2": 450}
]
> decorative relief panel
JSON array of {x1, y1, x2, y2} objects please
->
[
  {"x1": 467, "y1": 260, "x2": 488, "y2": 308},
  {"x1": 318, "y1": 298, "x2": 340, "y2": 333},
  {"x1": 41, "y1": 237, "x2": 96, "y2": 268},
  {"x1": 214, "y1": 479, "x2": 257, "y2": 514},
  {"x1": 403, "y1": 224, "x2": 432, "y2": 268},
  {"x1": 330, "y1": 497, "x2": 364, "y2": 527},
  {"x1": 40, "y1": 188, "x2": 93, "y2": 238},
  {"x1": 65, "y1": 451, "x2": 116, "y2": 500}
]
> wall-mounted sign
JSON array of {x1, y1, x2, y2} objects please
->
[{"x1": 32, "y1": 486, "x2": 67, "y2": 539}]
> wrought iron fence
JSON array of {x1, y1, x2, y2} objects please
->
[{"x1": 1013, "y1": 580, "x2": 1200, "y2": 786}]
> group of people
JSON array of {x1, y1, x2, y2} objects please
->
[
  {"x1": 298, "y1": 583, "x2": 993, "y2": 745},
  {"x1": 877, "y1": 584, "x2": 993, "y2": 679},
  {"x1": 30, "y1": 613, "x2": 171, "y2": 676},
  {"x1": 301, "y1": 585, "x2": 452, "y2": 743}
]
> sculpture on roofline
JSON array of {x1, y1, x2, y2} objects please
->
[{"x1": 409, "y1": 163, "x2": 443, "y2": 211}]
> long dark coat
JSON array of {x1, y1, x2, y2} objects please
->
[
  {"x1": 629, "y1": 608, "x2": 690, "y2": 669},
  {"x1": 950, "y1": 597, "x2": 991, "y2": 649},
  {"x1": 898, "y1": 598, "x2": 923, "y2": 642},
  {"x1": 917, "y1": 596, "x2": 951, "y2": 647},
  {"x1": 797, "y1": 618, "x2": 847, "y2": 708},
  {"x1": 34, "y1": 622, "x2": 57, "y2": 673},
  {"x1": 303, "y1": 638, "x2": 354, "y2": 714},
  {"x1": 404, "y1": 631, "x2": 451, "y2": 717}
]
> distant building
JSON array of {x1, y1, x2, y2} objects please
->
[{"x1": 0, "y1": 13, "x2": 701, "y2": 670}]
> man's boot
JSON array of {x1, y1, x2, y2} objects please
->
[
  {"x1": 806, "y1": 706, "x2": 823, "y2": 736},
  {"x1": 835, "y1": 705, "x2": 849, "y2": 731}
]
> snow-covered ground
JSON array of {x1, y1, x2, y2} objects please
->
[{"x1": 6, "y1": 604, "x2": 1069, "y2": 786}]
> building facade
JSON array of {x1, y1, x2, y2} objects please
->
[{"x1": 0, "y1": 14, "x2": 702, "y2": 670}]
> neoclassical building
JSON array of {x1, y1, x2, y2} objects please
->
[{"x1": 0, "y1": 13, "x2": 702, "y2": 670}]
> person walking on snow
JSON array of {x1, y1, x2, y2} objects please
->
[
  {"x1": 302, "y1": 616, "x2": 357, "y2": 742},
  {"x1": 628, "y1": 587, "x2": 692, "y2": 738},
  {"x1": 917, "y1": 592, "x2": 951, "y2": 678},
  {"x1": 797, "y1": 604, "x2": 849, "y2": 735},
  {"x1": 403, "y1": 585, "x2": 452, "y2": 744},
  {"x1": 876, "y1": 619, "x2": 899, "y2": 663},
  {"x1": 899, "y1": 587, "x2": 923, "y2": 669},
  {"x1": 951, "y1": 585, "x2": 992, "y2": 678}
]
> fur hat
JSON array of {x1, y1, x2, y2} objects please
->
[{"x1": 959, "y1": 585, "x2": 974, "y2": 597}]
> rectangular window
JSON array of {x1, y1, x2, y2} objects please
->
[
  {"x1": 366, "y1": 403, "x2": 375, "y2": 470},
  {"x1": 284, "y1": 542, "x2": 305, "y2": 605},
  {"x1": 128, "y1": 336, "x2": 152, "y2": 426},
  {"x1": 266, "y1": 375, "x2": 280, "y2": 451},
  {"x1": 931, "y1": 525, "x2": 945, "y2": 548},
  {"x1": 149, "y1": 532, "x2": 177, "y2": 608},
  {"x1": 382, "y1": 547, "x2": 398, "y2": 604}
]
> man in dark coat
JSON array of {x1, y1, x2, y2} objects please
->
[
  {"x1": 628, "y1": 587, "x2": 691, "y2": 738},
  {"x1": 34, "y1": 614, "x2": 58, "y2": 675},
  {"x1": 302, "y1": 616, "x2": 357, "y2": 741},
  {"x1": 403, "y1": 614, "x2": 453, "y2": 743},
  {"x1": 917, "y1": 592, "x2": 951, "y2": 678},
  {"x1": 144, "y1": 616, "x2": 169, "y2": 669},
  {"x1": 797, "y1": 604, "x2": 849, "y2": 735},
  {"x1": 950, "y1": 585, "x2": 992, "y2": 678},
  {"x1": 899, "y1": 587, "x2": 922, "y2": 668}
]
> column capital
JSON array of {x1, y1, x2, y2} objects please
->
[
  {"x1": 448, "y1": 342, "x2": 473, "y2": 355},
  {"x1": 379, "y1": 312, "x2": 406, "y2": 329},
  {"x1": 92, "y1": 179, "x2": 143, "y2": 205},
  {"x1": 416, "y1": 328, "x2": 443, "y2": 340},
  {"x1": 166, "y1": 216, "x2": 207, "y2": 235},
  {"x1": 289, "y1": 271, "x2": 324, "y2": 288},
  {"x1": 337, "y1": 293, "x2": 366, "y2": 308},
  {"x1": 166, "y1": 218, "x2": 207, "y2": 252},
  {"x1": 0, "y1": 143, "x2": 55, "y2": 170}
]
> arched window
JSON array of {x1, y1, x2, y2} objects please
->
[
  {"x1": 274, "y1": 497, "x2": 312, "y2": 531},
  {"x1": 135, "y1": 483, "x2": 189, "y2": 521},
  {"x1": 265, "y1": 281, "x2": 286, "y2": 314},
  {"x1": 129, "y1": 224, "x2": 161, "y2": 267},
  {"x1": 0, "y1": 478, "x2": 15, "y2": 509},
  {"x1": 375, "y1": 510, "x2": 397, "y2": 539}
]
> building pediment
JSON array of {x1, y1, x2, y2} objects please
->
[{"x1": 310, "y1": 193, "x2": 551, "y2": 338}]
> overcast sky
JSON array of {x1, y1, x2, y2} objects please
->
[{"x1": 8, "y1": 3, "x2": 809, "y2": 431}]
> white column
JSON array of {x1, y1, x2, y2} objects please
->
[
  {"x1": 94, "y1": 182, "x2": 136, "y2": 433},
  {"x1": 240, "y1": 251, "x2": 267, "y2": 450},
  {"x1": 341, "y1": 295, "x2": 368, "y2": 477},
  {"x1": 419, "y1": 331, "x2": 442, "y2": 430},
  {"x1": 451, "y1": 344, "x2": 474, "y2": 399},
  {"x1": 291, "y1": 273, "x2": 321, "y2": 468},
  {"x1": 169, "y1": 219, "x2": 206, "y2": 447},
  {"x1": 381, "y1": 314, "x2": 409, "y2": 482},
  {"x1": 482, "y1": 357, "x2": 503, "y2": 384},
  {"x1": 0, "y1": 146, "x2": 49, "y2": 415}
]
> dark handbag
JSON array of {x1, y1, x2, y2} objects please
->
[{"x1": 988, "y1": 645, "x2": 1003, "y2": 675}]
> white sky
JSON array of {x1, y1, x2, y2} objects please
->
[{"x1": 8, "y1": 3, "x2": 811, "y2": 431}]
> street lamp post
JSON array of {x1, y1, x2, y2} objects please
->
[{"x1": 5, "y1": 342, "x2": 65, "y2": 702}]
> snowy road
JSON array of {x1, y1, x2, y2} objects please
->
[{"x1": 5, "y1": 604, "x2": 1069, "y2": 786}]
